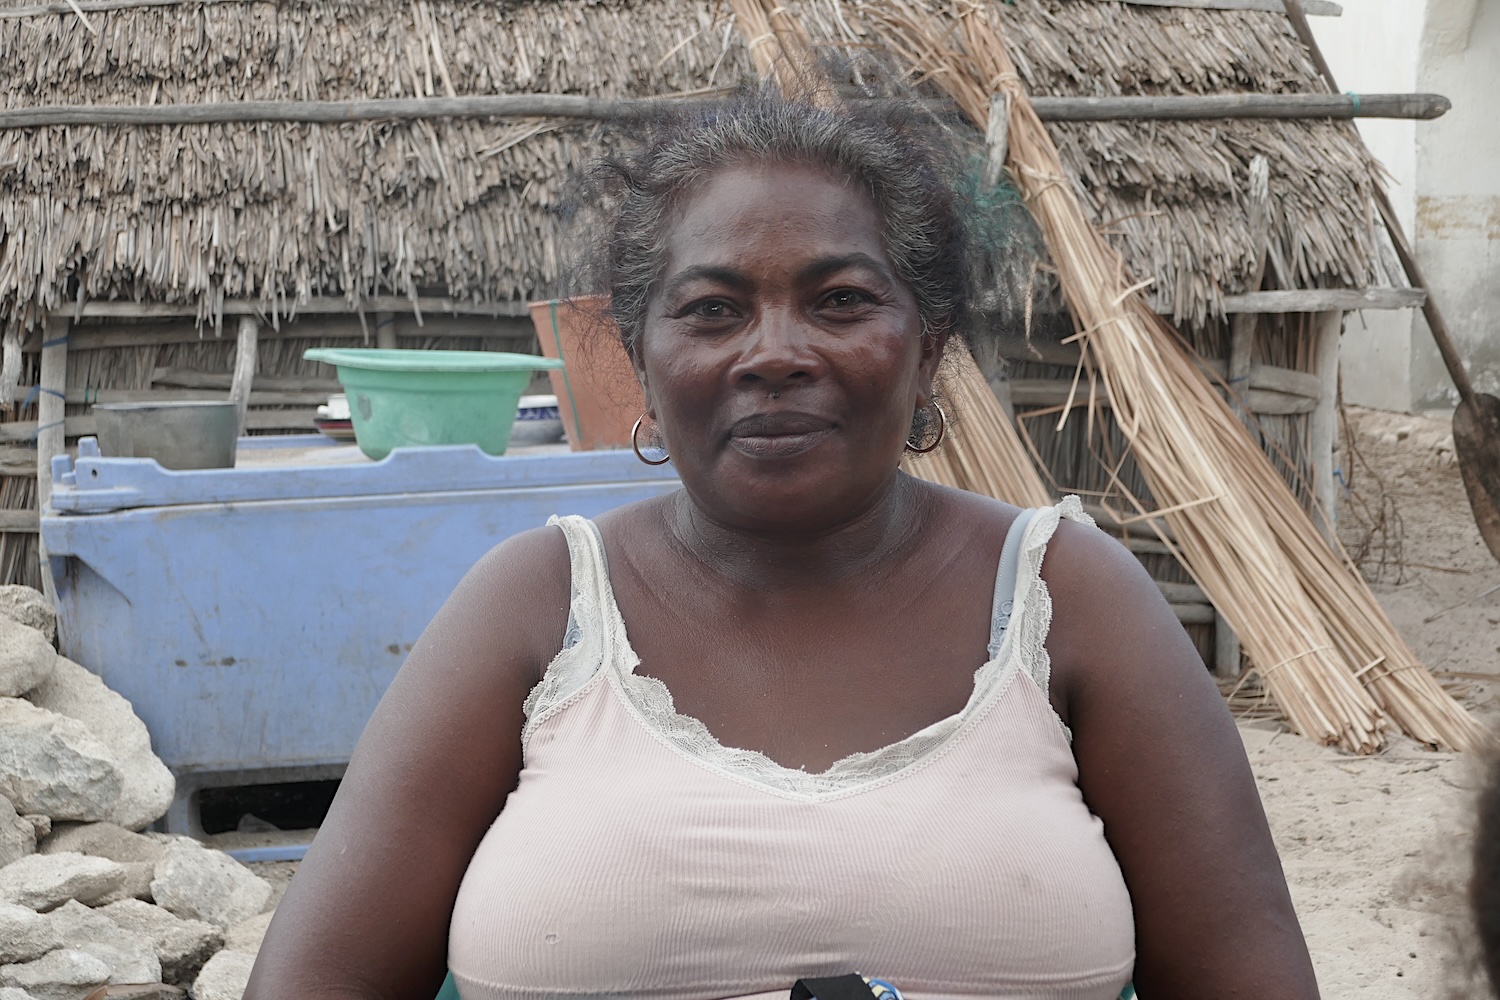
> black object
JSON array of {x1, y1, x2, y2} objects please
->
[{"x1": 790, "y1": 976, "x2": 878, "y2": 1000}]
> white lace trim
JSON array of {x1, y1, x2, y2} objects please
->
[{"x1": 523, "y1": 499, "x2": 1091, "y2": 791}]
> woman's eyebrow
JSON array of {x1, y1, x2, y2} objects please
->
[
  {"x1": 661, "y1": 265, "x2": 747, "y2": 298},
  {"x1": 797, "y1": 253, "x2": 894, "y2": 284}
]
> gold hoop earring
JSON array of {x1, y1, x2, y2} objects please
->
[
  {"x1": 904, "y1": 400, "x2": 947, "y2": 454},
  {"x1": 631, "y1": 414, "x2": 671, "y2": 466}
]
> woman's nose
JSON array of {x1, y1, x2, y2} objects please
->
[{"x1": 729, "y1": 307, "x2": 825, "y2": 388}]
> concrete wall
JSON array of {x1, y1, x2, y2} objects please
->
[
  {"x1": 1311, "y1": 0, "x2": 1420, "y2": 412},
  {"x1": 1311, "y1": 0, "x2": 1498, "y2": 412},
  {"x1": 1412, "y1": 0, "x2": 1498, "y2": 408}
]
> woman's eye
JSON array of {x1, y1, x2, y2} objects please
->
[
  {"x1": 687, "y1": 299, "x2": 735, "y2": 320},
  {"x1": 822, "y1": 289, "x2": 872, "y2": 311}
]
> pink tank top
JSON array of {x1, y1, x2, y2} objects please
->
[{"x1": 450, "y1": 498, "x2": 1135, "y2": 1000}]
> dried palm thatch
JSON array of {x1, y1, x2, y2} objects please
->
[
  {"x1": 0, "y1": 0, "x2": 1395, "y2": 339},
  {"x1": 865, "y1": 0, "x2": 1483, "y2": 753}
]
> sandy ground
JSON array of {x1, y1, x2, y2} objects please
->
[
  {"x1": 1247, "y1": 405, "x2": 1500, "y2": 999},
  {"x1": 223, "y1": 406, "x2": 1500, "y2": 997}
]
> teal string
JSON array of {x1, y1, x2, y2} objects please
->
[{"x1": 1345, "y1": 91, "x2": 1361, "y2": 115}]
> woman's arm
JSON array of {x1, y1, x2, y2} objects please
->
[
  {"x1": 244, "y1": 526, "x2": 571, "y2": 1000},
  {"x1": 1043, "y1": 520, "x2": 1319, "y2": 999}
]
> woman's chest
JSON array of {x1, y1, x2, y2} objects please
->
[{"x1": 449, "y1": 681, "x2": 1135, "y2": 1000}]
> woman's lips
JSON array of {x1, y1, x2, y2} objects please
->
[{"x1": 728, "y1": 412, "x2": 835, "y2": 459}]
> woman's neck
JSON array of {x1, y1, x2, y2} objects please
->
[{"x1": 664, "y1": 472, "x2": 933, "y2": 593}]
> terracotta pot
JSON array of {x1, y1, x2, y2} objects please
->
[{"x1": 528, "y1": 296, "x2": 645, "y2": 452}]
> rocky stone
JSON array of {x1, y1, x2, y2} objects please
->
[
  {"x1": 150, "y1": 842, "x2": 270, "y2": 930},
  {"x1": 27, "y1": 660, "x2": 173, "y2": 832},
  {"x1": 0, "y1": 618, "x2": 54, "y2": 700},
  {"x1": 40, "y1": 824, "x2": 165, "y2": 866},
  {"x1": 0, "y1": 987, "x2": 36, "y2": 1000},
  {"x1": 22, "y1": 818, "x2": 49, "y2": 842},
  {"x1": 0, "y1": 853, "x2": 127, "y2": 911},
  {"x1": 97, "y1": 900, "x2": 221, "y2": 987},
  {"x1": 0, "y1": 948, "x2": 110, "y2": 1000},
  {"x1": 45, "y1": 901, "x2": 161, "y2": 985},
  {"x1": 188, "y1": 950, "x2": 253, "y2": 1000},
  {"x1": 92, "y1": 861, "x2": 155, "y2": 906},
  {"x1": 0, "y1": 796, "x2": 35, "y2": 869},
  {"x1": 221, "y1": 912, "x2": 271, "y2": 955},
  {"x1": 0, "y1": 901, "x2": 59, "y2": 964},
  {"x1": 0, "y1": 588, "x2": 55, "y2": 645},
  {"x1": 0, "y1": 699, "x2": 122, "y2": 822}
]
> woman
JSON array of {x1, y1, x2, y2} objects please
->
[{"x1": 246, "y1": 95, "x2": 1319, "y2": 1000}]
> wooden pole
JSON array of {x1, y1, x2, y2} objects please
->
[
  {"x1": 229, "y1": 315, "x2": 258, "y2": 439},
  {"x1": 0, "y1": 92, "x2": 1451, "y2": 130},
  {"x1": 36, "y1": 316, "x2": 68, "y2": 605},
  {"x1": 375, "y1": 311, "x2": 398, "y2": 351},
  {"x1": 1228, "y1": 156, "x2": 1270, "y2": 423},
  {"x1": 1308, "y1": 310, "x2": 1343, "y2": 540}
]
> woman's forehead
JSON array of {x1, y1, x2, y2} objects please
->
[{"x1": 663, "y1": 162, "x2": 888, "y2": 277}]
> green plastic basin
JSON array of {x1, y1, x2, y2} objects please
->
[{"x1": 303, "y1": 348, "x2": 564, "y2": 460}]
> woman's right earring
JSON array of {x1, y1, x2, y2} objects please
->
[
  {"x1": 904, "y1": 400, "x2": 947, "y2": 454},
  {"x1": 631, "y1": 414, "x2": 672, "y2": 466}
]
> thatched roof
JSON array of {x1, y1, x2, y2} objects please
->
[{"x1": 0, "y1": 0, "x2": 1396, "y2": 333}]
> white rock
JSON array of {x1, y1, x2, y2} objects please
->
[
  {"x1": 0, "y1": 699, "x2": 121, "y2": 822},
  {"x1": 189, "y1": 950, "x2": 254, "y2": 1000},
  {"x1": 27, "y1": 660, "x2": 174, "y2": 832},
  {"x1": 0, "y1": 619, "x2": 54, "y2": 700},
  {"x1": 0, "y1": 797, "x2": 35, "y2": 870},
  {"x1": 0, "y1": 901, "x2": 59, "y2": 964},
  {"x1": 0, "y1": 988, "x2": 37, "y2": 1000},
  {"x1": 221, "y1": 911, "x2": 272, "y2": 955},
  {"x1": 0, "y1": 948, "x2": 110, "y2": 1000},
  {"x1": 0, "y1": 588, "x2": 55, "y2": 645},
  {"x1": 98, "y1": 900, "x2": 221, "y2": 987},
  {"x1": 149, "y1": 841, "x2": 270, "y2": 930},
  {"x1": 40, "y1": 823, "x2": 165, "y2": 866},
  {"x1": 92, "y1": 861, "x2": 155, "y2": 906},
  {"x1": 45, "y1": 900, "x2": 161, "y2": 985},
  {"x1": 0, "y1": 853, "x2": 127, "y2": 911},
  {"x1": 22, "y1": 818, "x2": 49, "y2": 842}
]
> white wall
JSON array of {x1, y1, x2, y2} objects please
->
[
  {"x1": 1312, "y1": 0, "x2": 1499, "y2": 413},
  {"x1": 1412, "y1": 0, "x2": 1499, "y2": 409},
  {"x1": 1310, "y1": 0, "x2": 1421, "y2": 412}
]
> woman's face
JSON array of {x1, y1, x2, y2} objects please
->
[{"x1": 637, "y1": 162, "x2": 943, "y2": 533}]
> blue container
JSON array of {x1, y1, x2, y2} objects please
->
[{"x1": 43, "y1": 438, "x2": 677, "y2": 833}]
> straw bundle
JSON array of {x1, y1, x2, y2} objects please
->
[{"x1": 864, "y1": 0, "x2": 1483, "y2": 752}]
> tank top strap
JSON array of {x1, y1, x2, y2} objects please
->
[
  {"x1": 521, "y1": 515, "x2": 628, "y2": 738},
  {"x1": 986, "y1": 496, "x2": 1096, "y2": 713}
]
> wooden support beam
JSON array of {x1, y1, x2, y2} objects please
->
[
  {"x1": 229, "y1": 315, "x2": 258, "y2": 438},
  {"x1": 151, "y1": 367, "x2": 340, "y2": 393},
  {"x1": 36, "y1": 317, "x2": 67, "y2": 603},
  {"x1": 374, "y1": 310, "x2": 398, "y2": 351},
  {"x1": 1172, "y1": 603, "x2": 1216, "y2": 626},
  {"x1": 1032, "y1": 92, "x2": 1447, "y2": 122},
  {"x1": 1, "y1": 92, "x2": 1446, "y2": 131},
  {"x1": 1221, "y1": 287, "x2": 1426, "y2": 313},
  {"x1": 48, "y1": 296, "x2": 531, "y2": 321},
  {"x1": 1008, "y1": 378, "x2": 1316, "y2": 414},
  {"x1": 26, "y1": 315, "x2": 536, "y2": 352},
  {"x1": 1214, "y1": 609, "x2": 1242, "y2": 679},
  {"x1": 0, "y1": 408, "x2": 318, "y2": 442},
  {"x1": 0, "y1": 0, "x2": 1343, "y2": 21},
  {"x1": 1106, "y1": 0, "x2": 1341, "y2": 12},
  {"x1": 1308, "y1": 311, "x2": 1342, "y2": 540},
  {"x1": 1229, "y1": 156, "x2": 1269, "y2": 423}
]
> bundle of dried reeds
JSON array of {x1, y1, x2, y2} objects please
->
[{"x1": 864, "y1": 0, "x2": 1483, "y2": 752}]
